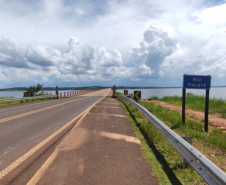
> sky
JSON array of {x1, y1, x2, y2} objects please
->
[{"x1": 0, "y1": 0, "x2": 226, "y2": 88}]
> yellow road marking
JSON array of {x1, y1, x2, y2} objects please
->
[
  {"x1": 98, "y1": 131, "x2": 140, "y2": 145},
  {"x1": 0, "y1": 97, "x2": 87, "y2": 124},
  {"x1": 25, "y1": 93, "x2": 108, "y2": 185},
  {"x1": 0, "y1": 90, "x2": 109, "y2": 181},
  {"x1": 26, "y1": 150, "x2": 59, "y2": 185},
  {"x1": 0, "y1": 110, "x2": 84, "y2": 180},
  {"x1": 0, "y1": 90, "x2": 105, "y2": 124},
  {"x1": 79, "y1": 158, "x2": 84, "y2": 175}
]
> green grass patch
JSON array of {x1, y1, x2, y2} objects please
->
[
  {"x1": 0, "y1": 97, "x2": 56, "y2": 108},
  {"x1": 151, "y1": 94, "x2": 226, "y2": 117},
  {"x1": 114, "y1": 91, "x2": 123, "y2": 95},
  {"x1": 0, "y1": 96, "x2": 14, "y2": 99},
  {"x1": 140, "y1": 101, "x2": 226, "y2": 152},
  {"x1": 118, "y1": 98, "x2": 205, "y2": 185}
]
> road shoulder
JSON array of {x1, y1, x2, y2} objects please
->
[{"x1": 25, "y1": 97, "x2": 159, "y2": 185}]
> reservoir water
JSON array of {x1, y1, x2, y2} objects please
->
[
  {"x1": 116, "y1": 87, "x2": 226, "y2": 100},
  {"x1": 1, "y1": 87, "x2": 226, "y2": 99}
]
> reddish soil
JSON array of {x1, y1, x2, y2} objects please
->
[{"x1": 145, "y1": 100, "x2": 226, "y2": 132}]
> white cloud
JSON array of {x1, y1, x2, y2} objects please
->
[
  {"x1": 1, "y1": 0, "x2": 226, "y2": 87},
  {"x1": 131, "y1": 27, "x2": 177, "y2": 78},
  {"x1": 0, "y1": 36, "x2": 129, "y2": 85},
  {"x1": 159, "y1": 3, "x2": 226, "y2": 82}
]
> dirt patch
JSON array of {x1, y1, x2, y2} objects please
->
[
  {"x1": 59, "y1": 127, "x2": 90, "y2": 151},
  {"x1": 145, "y1": 100, "x2": 226, "y2": 132}
]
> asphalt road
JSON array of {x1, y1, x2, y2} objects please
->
[
  {"x1": 10, "y1": 94, "x2": 158, "y2": 185},
  {"x1": 0, "y1": 89, "x2": 110, "y2": 174}
]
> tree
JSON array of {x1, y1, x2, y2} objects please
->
[
  {"x1": 35, "y1": 83, "x2": 43, "y2": 92},
  {"x1": 27, "y1": 83, "x2": 43, "y2": 96}
]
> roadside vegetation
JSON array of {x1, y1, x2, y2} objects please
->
[
  {"x1": 114, "y1": 91, "x2": 123, "y2": 95},
  {"x1": 116, "y1": 93, "x2": 226, "y2": 184},
  {"x1": 27, "y1": 83, "x2": 43, "y2": 96},
  {"x1": 140, "y1": 101, "x2": 226, "y2": 152},
  {"x1": 118, "y1": 98, "x2": 206, "y2": 185},
  {"x1": 0, "y1": 97, "x2": 56, "y2": 108},
  {"x1": 0, "y1": 96, "x2": 14, "y2": 99},
  {"x1": 35, "y1": 91, "x2": 51, "y2": 96},
  {"x1": 150, "y1": 93, "x2": 226, "y2": 118}
]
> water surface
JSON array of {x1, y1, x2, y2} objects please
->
[{"x1": 116, "y1": 87, "x2": 226, "y2": 100}]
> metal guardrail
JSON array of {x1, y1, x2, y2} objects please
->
[{"x1": 115, "y1": 95, "x2": 226, "y2": 185}]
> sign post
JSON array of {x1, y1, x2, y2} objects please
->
[
  {"x1": 134, "y1": 91, "x2": 141, "y2": 101},
  {"x1": 56, "y1": 86, "x2": 59, "y2": 99},
  {"x1": 183, "y1": 75, "x2": 211, "y2": 132},
  {"x1": 182, "y1": 88, "x2": 186, "y2": 124},
  {"x1": 112, "y1": 85, "x2": 116, "y2": 98},
  {"x1": 205, "y1": 89, "x2": 210, "y2": 132}
]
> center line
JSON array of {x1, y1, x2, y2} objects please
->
[{"x1": 0, "y1": 90, "x2": 105, "y2": 124}]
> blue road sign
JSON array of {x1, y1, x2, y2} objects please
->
[{"x1": 183, "y1": 75, "x2": 211, "y2": 89}]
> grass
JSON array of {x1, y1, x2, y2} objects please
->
[
  {"x1": 118, "y1": 98, "x2": 205, "y2": 185},
  {"x1": 0, "y1": 96, "x2": 14, "y2": 99},
  {"x1": 140, "y1": 101, "x2": 226, "y2": 152},
  {"x1": 35, "y1": 92, "x2": 49, "y2": 96},
  {"x1": 114, "y1": 91, "x2": 123, "y2": 95},
  {"x1": 151, "y1": 93, "x2": 226, "y2": 117},
  {"x1": 0, "y1": 97, "x2": 56, "y2": 108}
]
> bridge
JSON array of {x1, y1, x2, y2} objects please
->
[{"x1": 0, "y1": 88, "x2": 225, "y2": 184}]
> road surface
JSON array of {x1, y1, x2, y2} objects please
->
[
  {"x1": 11, "y1": 94, "x2": 158, "y2": 185},
  {"x1": 0, "y1": 89, "x2": 110, "y2": 183}
]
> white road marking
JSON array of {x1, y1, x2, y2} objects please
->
[{"x1": 98, "y1": 131, "x2": 140, "y2": 145}]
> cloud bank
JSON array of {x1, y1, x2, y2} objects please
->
[{"x1": 0, "y1": 0, "x2": 226, "y2": 87}]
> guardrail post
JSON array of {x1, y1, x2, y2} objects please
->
[
  {"x1": 182, "y1": 136, "x2": 192, "y2": 167},
  {"x1": 205, "y1": 89, "x2": 209, "y2": 132},
  {"x1": 182, "y1": 88, "x2": 186, "y2": 124}
]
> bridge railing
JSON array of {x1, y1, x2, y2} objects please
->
[{"x1": 115, "y1": 94, "x2": 226, "y2": 185}]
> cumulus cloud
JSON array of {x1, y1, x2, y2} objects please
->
[
  {"x1": 1, "y1": 0, "x2": 226, "y2": 87},
  {"x1": 0, "y1": 36, "x2": 128, "y2": 85},
  {"x1": 160, "y1": 3, "x2": 226, "y2": 81},
  {"x1": 0, "y1": 38, "x2": 61, "y2": 70},
  {"x1": 131, "y1": 27, "x2": 177, "y2": 78},
  {"x1": 59, "y1": 37, "x2": 125, "y2": 81}
]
